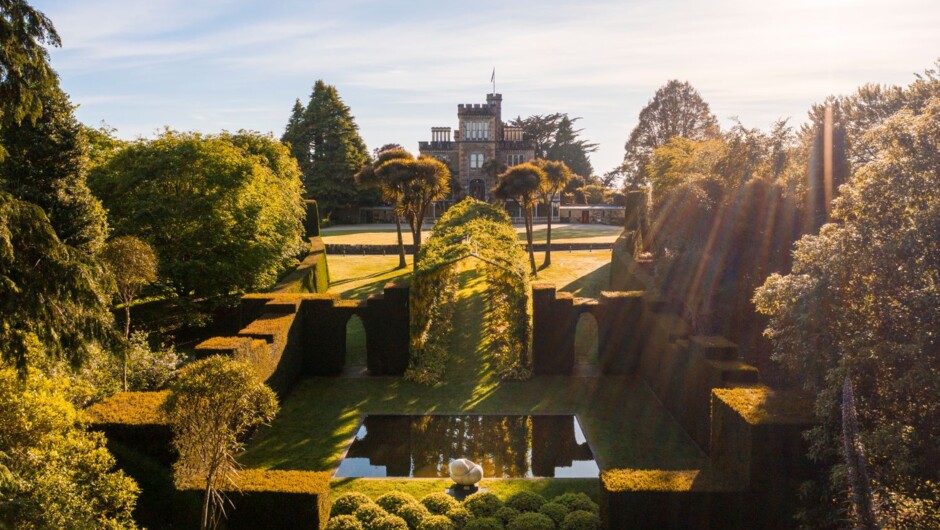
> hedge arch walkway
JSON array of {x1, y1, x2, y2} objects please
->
[{"x1": 406, "y1": 199, "x2": 533, "y2": 385}]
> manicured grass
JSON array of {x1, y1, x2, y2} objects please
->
[
  {"x1": 320, "y1": 223, "x2": 622, "y2": 246},
  {"x1": 240, "y1": 265, "x2": 705, "y2": 477},
  {"x1": 326, "y1": 255, "x2": 413, "y2": 299},
  {"x1": 330, "y1": 478, "x2": 600, "y2": 502}
]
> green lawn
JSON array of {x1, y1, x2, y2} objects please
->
[
  {"x1": 320, "y1": 223, "x2": 622, "y2": 246},
  {"x1": 241, "y1": 262, "x2": 705, "y2": 484}
]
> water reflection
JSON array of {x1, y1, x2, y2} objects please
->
[{"x1": 334, "y1": 415, "x2": 599, "y2": 478}]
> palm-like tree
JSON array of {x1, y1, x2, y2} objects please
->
[
  {"x1": 355, "y1": 147, "x2": 413, "y2": 268},
  {"x1": 495, "y1": 163, "x2": 544, "y2": 275},
  {"x1": 533, "y1": 159, "x2": 572, "y2": 267}
]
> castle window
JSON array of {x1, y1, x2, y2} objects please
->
[
  {"x1": 465, "y1": 120, "x2": 489, "y2": 141},
  {"x1": 469, "y1": 153, "x2": 485, "y2": 169},
  {"x1": 507, "y1": 154, "x2": 525, "y2": 166}
]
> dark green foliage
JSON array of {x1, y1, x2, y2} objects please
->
[
  {"x1": 397, "y1": 503, "x2": 431, "y2": 529},
  {"x1": 355, "y1": 504, "x2": 389, "y2": 524},
  {"x1": 91, "y1": 130, "x2": 306, "y2": 297},
  {"x1": 546, "y1": 116, "x2": 596, "y2": 178},
  {"x1": 304, "y1": 199, "x2": 321, "y2": 237},
  {"x1": 332, "y1": 492, "x2": 376, "y2": 516},
  {"x1": 443, "y1": 506, "x2": 471, "y2": 526},
  {"x1": 537, "y1": 502, "x2": 567, "y2": 524},
  {"x1": 494, "y1": 507, "x2": 520, "y2": 524},
  {"x1": 505, "y1": 512, "x2": 554, "y2": 530},
  {"x1": 376, "y1": 491, "x2": 419, "y2": 513},
  {"x1": 0, "y1": 85, "x2": 108, "y2": 253},
  {"x1": 282, "y1": 80, "x2": 371, "y2": 214},
  {"x1": 463, "y1": 491, "x2": 503, "y2": 517},
  {"x1": 328, "y1": 515, "x2": 365, "y2": 530},
  {"x1": 421, "y1": 492, "x2": 459, "y2": 515},
  {"x1": 418, "y1": 515, "x2": 456, "y2": 530},
  {"x1": 551, "y1": 493, "x2": 598, "y2": 514},
  {"x1": 0, "y1": 0, "x2": 61, "y2": 153},
  {"x1": 465, "y1": 517, "x2": 503, "y2": 530},
  {"x1": 0, "y1": 192, "x2": 115, "y2": 372},
  {"x1": 560, "y1": 511, "x2": 601, "y2": 530},
  {"x1": 504, "y1": 491, "x2": 546, "y2": 513}
]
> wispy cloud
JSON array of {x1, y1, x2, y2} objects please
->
[{"x1": 36, "y1": 0, "x2": 940, "y2": 173}]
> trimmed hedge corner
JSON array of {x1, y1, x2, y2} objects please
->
[{"x1": 85, "y1": 390, "x2": 173, "y2": 464}]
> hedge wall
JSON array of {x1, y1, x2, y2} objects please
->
[
  {"x1": 272, "y1": 237, "x2": 330, "y2": 294},
  {"x1": 305, "y1": 199, "x2": 321, "y2": 238},
  {"x1": 85, "y1": 390, "x2": 174, "y2": 465}
]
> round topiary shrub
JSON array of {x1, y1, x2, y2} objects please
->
[
  {"x1": 494, "y1": 507, "x2": 520, "y2": 525},
  {"x1": 560, "y1": 511, "x2": 601, "y2": 530},
  {"x1": 421, "y1": 492, "x2": 460, "y2": 515},
  {"x1": 377, "y1": 491, "x2": 420, "y2": 514},
  {"x1": 356, "y1": 504, "x2": 389, "y2": 525},
  {"x1": 397, "y1": 503, "x2": 431, "y2": 529},
  {"x1": 332, "y1": 492, "x2": 376, "y2": 516},
  {"x1": 465, "y1": 517, "x2": 504, "y2": 530},
  {"x1": 418, "y1": 514, "x2": 457, "y2": 530},
  {"x1": 551, "y1": 493, "x2": 598, "y2": 515},
  {"x1": 504, "y1": 492, "x2": 547, "y2": 513},
  {"x1": 444, "y1": 506, "x2": 472, "y2": 528},
  {"x1": 370, "y1": 514, "x2": 409, "y2": 530},
  {"x1": 464, "y1": 492, "x2": 503, "y2": 517},
  {"x1": 328, "y1": 515, "x2": 364, "y2": 530},
  {"x1": 538, "y1": 502, "x2": 568, "y2": 525},
  {"x1": 505, "y1": 512, "x2": 555, "y2": 530}
]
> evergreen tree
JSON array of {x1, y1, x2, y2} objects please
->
[
  {"x1": 546, "y1": 116, "x2": 596, "y2": 178},
  {"x1": 0, "y1": 85, "x2": 109, "y2": 254},
  {"x1": 284, "y1": 81, "x2": 370, "y2": 216}
]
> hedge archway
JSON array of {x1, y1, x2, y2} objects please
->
[{"x1": 406, "y1": 198, "x2": 532, "y2": 384}]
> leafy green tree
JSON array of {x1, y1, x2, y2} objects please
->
[
  {"x1": 0, "y1": 85, "x2": 109, "y2": 253},
  {"x1": 101, "y1": 236, "x2": 158, "y2": 390},
  {"x1": 509, "y1": 113, "x2": 563, "y2": 158},
  {"x1": 164, "y1": 356, "x2": 278, "y2": 530},
  {"x1": 0, "y1": 0, "x2": 61, "y2": 160},
  {"x1": 533, "y1": 159, "x2": 572, "y2": 267},
  {"x1": 91, "y1": 130, "x2": 305, "y2": 298},
  {"x1": 282, "y1": 80, "x2": 370, "y2": 216},
  {"x1": 0, "y1": 366, "x2": 139, "y2": 529},
  {"x1": 356, "y1": 146, "x2": 412, "y2": 268},
  {"x1": 495, "y1": 163, "x2": 544, "y2": 275},
  {"x1": 545, "y1": 116, "x2": 596, "y2": 178},
  {"x1": 754, "y1": 97, "x2": 940, "y2": 526},
  {"x1": 0, "y1": 192, "x2": 115, "y2": 372},
  {"x1": 622, "y1": 80, "x2": 719, "y2": 187}
]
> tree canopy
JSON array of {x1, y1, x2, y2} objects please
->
[
  {"x1": 510, "y1": 113, "x2": 597, "y2": 178},
  {"x1": 282, "y1": 80, "x2": 371, "y2": 216},
  {"x1": 90, "y1": 130, "x2": 306, "y2": 298},
  {"x1": 495, "y1": 163, "x2": 544, "y2": 275},
  {"x1": 622, "y1": 80, "x2": 719, "y2": 187}
]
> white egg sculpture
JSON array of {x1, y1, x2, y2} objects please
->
[{"x1": 448, "y1": 458, "x2": 483, "y2": 487}]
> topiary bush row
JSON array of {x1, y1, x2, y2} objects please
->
[{"x1": 327, "y1": 491, "x2": 600, "y2": 530}]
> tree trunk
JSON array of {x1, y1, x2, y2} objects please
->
[
  {"x1": 201, "y1": 479, "x2": 212, "y2": 530},
  {"x1": 543, "y1": 197, "x2": 553, "y2": 268},
  {"x1": 525, "y1": 207, "x2": 537, "y2": 275},
  {"x1": 394, "y1": 213, "x2": 406, "y2": 269},
  {"x1": 123, "y1": 304, "x2": 131, "y2": 391},
  {"x1": 411, "y1": 211, "x2": 423, "y2": 270}
]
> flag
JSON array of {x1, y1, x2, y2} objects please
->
[{"x1": 490, "y1": 68, "x2": 495, "y2": 83}]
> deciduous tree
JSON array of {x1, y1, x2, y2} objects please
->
[{"x1": 164, "y1": 357, "x2": 278, "y2": 530}]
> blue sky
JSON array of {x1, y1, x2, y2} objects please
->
[{"x1": 34, "y1": 0, "x2": 940, "y2": 176}]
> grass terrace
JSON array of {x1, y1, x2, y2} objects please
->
[{"x1": 320, "y1": 222, "x2": 623, "y2": 246}]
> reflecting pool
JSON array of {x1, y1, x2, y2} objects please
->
[{"x1": 334, "y1": 415, "x2": 599, "y2": 478}]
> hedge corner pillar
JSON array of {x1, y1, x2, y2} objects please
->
[
  {"x1": 363, "y1": 283, "x2": 410, "y2": 375},
  {"x1": 532, "y1": 283, "x2": 576, "y2": 375},
  {"x1": 598, "y1": 291, "x2": 645, "y2": 375}
]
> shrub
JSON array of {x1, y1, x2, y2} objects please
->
[
  {"x1": 464, "y1": 492, "x2": 503, "y2": 517},
  {"x1": 332, "y1": 492, "x2": 376, "y2": 516},
  {"x1": 328, "y1": 515, "x2": 365, "y2": 530},
  {"x1": 494, "y1": 507, "x2": 520, "y2": 525},
  {"x1": 505, "y1": 492, "x2": 546, "y2": 513},
  {"x1": 538, "y1": 502, "x2": 568, "y2": 525},
  {"x1": 465, "y1": 517, "x2": 504, "y2": 530},
  {"x1": 444, "y1": 506, "x2": 472, "y2": 528},
  {"x1": 506, "y1": 512, "x2": 555, "y2": 530},
  {"x1": 370, "y1": 514, "x2": 409, "y2": 530},
  {"x1": 377, "y1": 491, "x2": 419, "y2": 514},
  {"x1": 550, "y1": 493, "x2": 598, "y2": 514},
  {"x1": 560, "y1": 511, "x2": 601, "y2": 530},
  {"x1": 421, "y1": 492, "x2": 459, "y2": 515},
  {"x1": 355, "y1": 504, "x2": 389, "y2": 524},
  {"x1": 397, "y1": 503, "x2": 431, "y2": 529},
  {"x1": 418, "y1": 514, "x2": 457, "y2": 530}
]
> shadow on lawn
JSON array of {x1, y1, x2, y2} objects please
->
[
  {"x1": 333, "y1": 268, "x2": 412, "y2": 300},
  {"x1": 561, "y1": 262, "x2": 611, "y2": 299}
]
